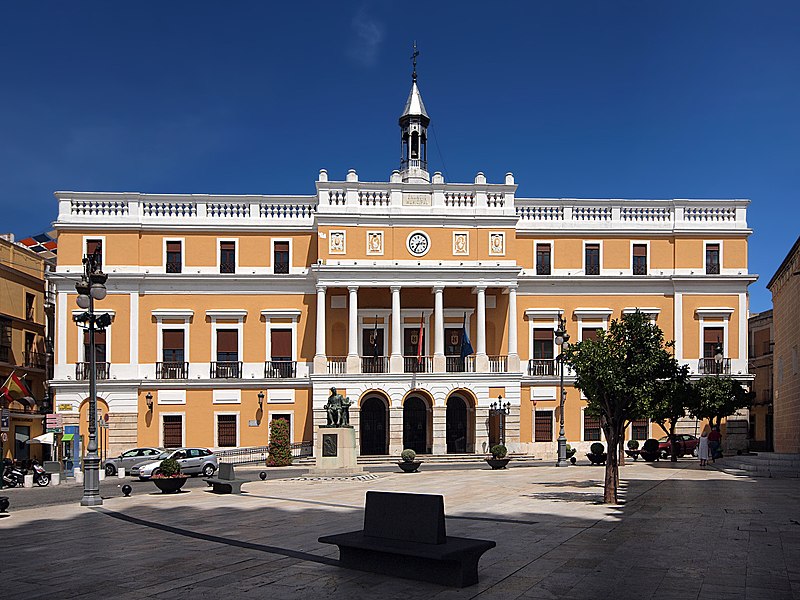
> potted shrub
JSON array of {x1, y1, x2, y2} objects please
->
[
  {"x1": 266, "y1": 418, "x2": 293, "y2": 467},
  {"x1": 625, "y1": 439, "x2": 641, "y2": 461},
  {"x1": 397, "y1": 449, "x2": 422, "y2": 473},
  {"x1": 565, "y1": 444, "x2": 577, "y2": 465},
  {"x1": 586, "y1": 442, "x2": 607, "y2": 465},
  {"x1": 640, "y1": 438, "x2": 660, "y2": 462},
  {"x1": 486, "y1": 444, "x2": 510, "y2": 469},
  {"x1": 151, "y1": 458, "x2": 188, "y2": 494}
]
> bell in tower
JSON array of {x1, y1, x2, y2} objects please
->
[{"x1": 399, "y1": 42, "x2": 430, "y2": 183}]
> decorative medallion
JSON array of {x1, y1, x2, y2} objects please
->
[
  {"x1": 329, "y1": 230, "x2": 346, "y2": 254},
  {"x1": 407, "y1": 230, "x2": 430, "y2": 257},
  {"x1": 489, "y1": 232, "x2": 505, "y2": 256},
  {"x1": 367, "y1": 231, "x2": 383, "y2": 255},
  {"x1": 453, "y1": 232, "x2": 468, "y2": 255},
  {"x1": 322, "y1": 434, "x2": 338, "y2": 457}
]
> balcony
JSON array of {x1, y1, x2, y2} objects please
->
[
  {"x1": 404, "y1": 356, "x2": 433, "y2": 373},
  {"x1": 23, "y1": 351, "x2": 47, "y2": 370},
  {"x1": 166, "y1": 261, "x2": 182, "y2": 273},
  {"x1": 697, "y1": 358, "x2": 731, "y2": 375},
  {"x1": 488, "y1": 355, "x2": 508, "y2": 373},
  {"x1": 361, "y1": 356, "x2": 388, "y2": 374},
  {"x1": 264, "y1": 360, "x2": 297, "y2": 378},
  {"x1": 274, "y1": 260, "x2": 289, "y2": 274},
  {"x1": 76, "y1": 362, "x2": 110, "y2": 380},
  {"x1": 219, "y1": 262, "x2": 236, "y2": 274},
  {"x1": 211, "y1": 361, "x2": 242, "y2": 378},
  {"x1": 528, "y1": 358, "x2": 556, "y2": 377},
  {"x1": 327, "y1": 357, "x2": 346, "y2": 375},
  {"x1": 157, "y1": 361, "x2": 189, "y2": 379},
  {"x1": 446, "y1": 356, "x2": 475, "y2": 373}
]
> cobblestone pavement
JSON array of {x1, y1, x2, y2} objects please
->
[{"x1": 1, "y1": 460, "x2": 798, "y2": 599}]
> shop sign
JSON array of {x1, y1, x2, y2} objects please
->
[
  {"x1": 58, "y1": 403, "x2": 74, "y2": 412},
  {"x1": 46, "y1": 427, "x2": 63, "y2": 434},
  {"x1": 1, "y1": 408, "x2": 9, "y2": 432}
]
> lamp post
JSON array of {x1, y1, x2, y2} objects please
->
[
  {"x1": 555, "y1": 315, "x2": 570, "y2": 467},
  {"x1": 489, "y1": 395, "x2": 511, "y2": 447},
  {"x1": 74, "y1": 248, "x2": 109, "y2": 507}
]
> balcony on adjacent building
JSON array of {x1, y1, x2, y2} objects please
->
[
  {"x1": 264, "y1": 360, "x2": 297, "y2": 378},
  {"x1": 697, "y1": 357, "x2": 731, "y2": 375},
  {"x1": 23, "y1": 351, "x2": 47, "y2": 370},
  {"x1": 76, "y1": 362, "x2": 110, "y2": 380},
  {"x1": 211, "y1": 361, "x2": 242, "y2": 378},
  {"x1": 528, "y1": 358, "x2": 556, "y2": 377},
  {"x1": 157, "y1": 361, "x2": 189, "y2": 379}
]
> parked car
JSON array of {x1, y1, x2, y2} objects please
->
[
  {"x1": 130, "y1": 448, "x2": 218, "y2": 480},
  {"x1": 103, "y1": 447, "x2": 164, "y2": 476},
  {"x1": 658, "y1": 434, "x2": 700, "y2": 458}
]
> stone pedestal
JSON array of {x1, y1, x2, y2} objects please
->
[{"x1": 306, "y1": 426, "x2": 364, "y2": 477}]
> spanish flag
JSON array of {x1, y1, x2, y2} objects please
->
[{"x1": 1, "y1": 371, "x2": 31, "y2": 402}]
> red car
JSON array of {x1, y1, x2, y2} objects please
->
[{"x1": 658, "y1": 434, "x2": 700, "y2": 458}]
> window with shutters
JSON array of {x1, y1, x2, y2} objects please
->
[
  {"x1": 217, "y1": 414, "x2": 237, "y2": 447},
  {"x1": 705, "y1": 243, "x2": 720, "y2": 274},
  {"x1": 583, "y1": 413, "x2": 601, "y2": 441},
  {"x1": 86, "y1": 239, "x2": 103, "y2": 269},
  {"x1": 632, "y1": 244, "x2": 647, "y2": 275},
  {"x1": 219, "y1": 241, "x2": 235, "y2": 273},
  {"x1": 25, "y1": 293, "x2": 35, "y2": 321},
  {"x1": 270, "y1": 329, "x2": 292, "y2": 361},
  {"x1": 585, "y1": 243, "x2": 600, "y2": 275},
  {"x1": 534, "y1": 410, "x2": 553, "y2": 442},
  {"x1": 216, "y1": 329, "x2": 238, "y2": 362},
  {"x1": 166, "y1": 241, "x2": 182, "y2": 273},
  {"x1": 274, "y1": 241, "x2": 290, "y2": 274},
  {"x1": 533, "y1": 329, "x2": 554, "y2": 359},
  {"x1": 581, "y1": 327, "x2": 601, "y2": 342},
  {"x1": 631, "y1": 419, "x2": 649, "y2": 440},
  {"x1": 162, "y1": 330, "x2": 185, "y2": 362},
  {"x1": 535, "y1": 243, "x2": 551, "y2": 275},
  {"x1": 703, "y1": 327, "x2": 724, "y2": 358},
  {"x1": 83, "y1": 329, "x2": 107, "y2": 363},
  {"x1": 163, "y1": 415, "x2": 183, "y2": 448}
]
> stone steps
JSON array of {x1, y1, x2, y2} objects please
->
[
  {"x1": 293, "y1": 454, "x2": 541, "y2": 466},
  {"x1": 715, "y1": 453, "x2": 800, "y2": 478}
]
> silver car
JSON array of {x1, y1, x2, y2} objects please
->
[
  {"x1": 130, "y1": 448, "x2": 218, "y2": 480},
  {"x1": 103, "y1": 447, "x2": 164, "y2": 476}
]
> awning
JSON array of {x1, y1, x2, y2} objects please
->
[
  {"x1": 27, "y1": 432, "x2": 55, "y2": 445},
  {"x1": 61, "y1": 433, "x2": 74, "y2": 441}
]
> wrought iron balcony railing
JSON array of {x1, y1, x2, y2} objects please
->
[
  {"x1": 157, "y1": 361, "x2": 189, "y2": 379},
  {"x1": 445, "y1": 356, "x2": 476, "y2": 372},
  {"x1": 76, "y1": 362, "x2": 110, "y2": 380},
  {"x1": 361, "y1": 356, "x2": 388, "y2": 374},
  {"x1": 403, "y1": 356, "x2": 433, "y2": 373},
  {"x1": 697, "y1": 357, "x2": 731, "y2": 375},
  {"x1": 211, "y1": 361, "x2": 242, "y2": 378},
  {"x1": 264, "y1": 360, "x2": 297, "y2": 378},
  {"x1": 24, "y1": 351, "x2": 47, "y2": 369}
]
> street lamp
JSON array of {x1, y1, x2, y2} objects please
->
[
  {"x1": 73, "y1": 247, "x2": 109, "y2": 507},
  {"x1": 489, "y1": 395, "x2": 511, "y2": 447},
  {"x1": 555, "y1": 314, "x2": 570, "y2": 467}
]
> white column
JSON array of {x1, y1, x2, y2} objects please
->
[
  {"x1": 313, "y1": 285, "x2": 326, "y2": 373},
  {"x1": 390, "y1": 286, "x2": 402, "y2": 372},
  {"x1": 346, "y1": 286, "x2": 360, "y2": 373},
  {"x1": 433, "y1": 286, "x2": 445, "y2": 372},
  {"x1": 475, "y1": 285, "x2": 488, "y2": 372},
  {"x1": 507, "y1": 285, "x2": 520, "y2": 372},
  {"x1": 129, "y1": 292, "x2": 139, "y2": 376}
]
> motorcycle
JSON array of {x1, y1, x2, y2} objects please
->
[
  {"x1": 2, "y1": 459, "x2": 25, "y2": 488},
  {"x1": 30, "y1": 461, "x2": 50, "y2": 487}
]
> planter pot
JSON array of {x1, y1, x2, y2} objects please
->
[
  {"x1": 640, "y1": 452, "x2": 659, "y2": 462},
  {"x1": 624, "y1": 450, "x2": 641, "y2": 461},
  {"x1": 397, "y1": 461, "x2": 422, "y2": 473},
  {"x1": 486, "y1": 458, "x2": 510, "y2": 470},
  {"x1": 152, "y1": 476, "x2": 188, "y2": 494}
]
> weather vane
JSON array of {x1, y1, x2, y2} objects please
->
[{"x1": 411, "y1": 41, "x2": 419, "y2": 82}]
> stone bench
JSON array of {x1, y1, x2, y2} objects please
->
[
  {"x1": 318, "y1": 491, "x2": 496, "y2": 588},
  {"x1": 204, "y1": 463, "x2": 248, "y2": 494}
]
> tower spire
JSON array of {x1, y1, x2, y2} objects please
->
[
  {"x1": 399, "y1": 42, "x2": 430, "y2": 182},
  {"x1": 411, "y1": 41, "x2": 419, "y2": 82}
]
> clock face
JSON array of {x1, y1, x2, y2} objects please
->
[{"x1": 407, "y1": 232, "x2": 430, "y2": 256}]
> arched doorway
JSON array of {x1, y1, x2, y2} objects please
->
[
  {"x1": 403, "y1": 396, "x2": 429, "y2": 454},
  {"x1": 446, "y1": 396, "x2": 468, "y2": 453},
  {"x1": 360, "y1": 396, "x2": 388, "y2": 455}
]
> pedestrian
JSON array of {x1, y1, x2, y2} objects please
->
[
  {"x1": 708, "y1": 426, "x2": 722, "y2": 462},
  {"x1": 698, "y1": 430, "x2": 710, "y2": 467}
]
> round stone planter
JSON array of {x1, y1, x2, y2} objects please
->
[
  {"x1": 152, "y1": 476, "x2": 188, "y2": 494},
  {"x1": 485, "y1": 458, "x2": 510, "y2": 470},
  {"x1": 397, "y1": 461, "x2": 422, "y2": 473}
]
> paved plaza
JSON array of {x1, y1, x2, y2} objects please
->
[{"x1": 1, "y1": 460, "x2": 799, "y2": 599}]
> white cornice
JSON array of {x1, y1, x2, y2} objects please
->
[
  {"x1": 151, "y1": 309, "x2": 194, "y2": 320},
  {"x1": 206, "y1": 309, "x2": 248, "y2": 320},
  {"x1": 261, "y1": 309, "x2": 302, "y2": 321},
  {"x1": 694, "y1": 307, "x2": 735, "y2": 319},
  {"x1": 524, "y1": 308, "x2": 563, "y2": 319},
  {"x1": 573, "y1": 308, "x2": 613, "y2": 319},
  {"x1": 622, "y1": 307, "x2": 662, "y2": 315}
]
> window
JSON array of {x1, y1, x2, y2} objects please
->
[
  {"x1": 533, "y1": 329, "x2": 554, "y2": 360},
  {"x1": 581, "y1": 327, "x2": 601, "y2": 342},
  {"x1": 25, "y1": 293, "x2": 35, "y2": 321},
  {"x1": 0, "y1": 317, "x2": 11, "y2": 363},
  {"x1": 162, "y1": 415, "x2": 183, "y2": 448},
  {"x1": 584, "y1": 413, "x2": 601, "y2": 441},
  {"x1": 632, "y1": 244, "x2": 647, "y2": 275},
  {"x1": 86, "y1": 239, "x2": 103, "y2": 268},
  {"x1": 274, "y1": 241, "x2": 289, "y2": 274},
  {"x1": 160, "y1": 329, "x2": 186, "y2": 379},
  {"x1": 216, "y1": 329, "x2": 238, "y2": 362},
  {"x1": 631, "y1": 419, "x2": 649, "y2": 440},
  {"x1": 83, "y1": 330, "x2": 107, "y2": 363},
  {"x1": 269, "y1": 328, "x2": 293, "y2": 377},
  {"x1": 703, "y1": 327, "x2": 724, "y2": 359},
  {"x1": 534, "y1": 410, "x2": 553, "y2": 442},
  {"x1": 24, "y1": 332, "x2": 38, "y2": 368},
  {"x1": 535, "y1": 244, "x2": 551, "y2": 275},
  {"x1": 705, "y1": 243, "x2": 720, "y2": 275},
  {"x1": 217, "y1": 415, "x2": 237, "y2": 447},
  {"x1": 166, "y1": 241, "x2": 182, "y2": 273},
  {"x1": 219, "y1": 241, "x2": 235, "y2": 274},
  {"x1": 585, "y1": 244, "x2": 600, "y2": 275}
]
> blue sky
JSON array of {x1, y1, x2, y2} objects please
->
[{"x1": 0, "y1": 1, "x2": 797, "y2": 312}]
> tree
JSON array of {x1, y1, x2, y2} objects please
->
[
  {"x1": 640, "y1": 364, "x2": 697, "y2": 462},
  {"x1": 565, "y1": 311, "x2": 674, "y2": 503},
  {"x1": 690, "y1": 376, "x2": 754, "y2": 429},
  {"x1": 266, "y1": 418, "x2": 293, "y2": 467}
]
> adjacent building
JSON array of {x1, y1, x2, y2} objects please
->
[
  {"x1": 748, "y1": 310, "x2": 773, "y2": 451},
  {"x1": 49, "y1": 73, "x2": 757, "y2": 458}
]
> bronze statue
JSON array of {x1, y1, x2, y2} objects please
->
[{"x1": 323, "y1": 387, "x2": 353, "y2": 428}]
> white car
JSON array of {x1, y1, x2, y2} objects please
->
[{"x1": 130, "y1": 448, "x2": 218, "y2": 480}]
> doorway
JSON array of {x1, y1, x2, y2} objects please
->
[
  {"x1": 403, "y1": 396, "x2": 429, "y2": 454},
  {"x1": 446, "y1": 397, "x2": 468, "y2": 453},
  {"x1": 360, "y1": 397, "x2": 388, "y2": 455}
]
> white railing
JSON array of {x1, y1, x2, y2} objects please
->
[
  {"x1": 488, "y1": 355, "x2": 508, "y2": 373},
  {"x1": 70, "y1": 199, "x2": 129, "y2": 217},
  {"x1": 208, "y1": 202, "x2": 250, "y2": 218},
  {"x1": 358, "y1": 190, "x2": 390, "y2": 206},
  {"x1": 327, "y1": 357, "x2": 347, "y2": 375},
  {"x1": 444, "y1": 191, "x2": 475, "y2": 207}
]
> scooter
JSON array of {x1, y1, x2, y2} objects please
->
[
  {"x1": 30, "y1": 461, "x2": 50, "y2": 487},
  {"x1": 2, "y1": 459, "x2": 25, "y2": 488}
]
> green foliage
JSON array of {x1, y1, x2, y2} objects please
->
[
  {"x1": 640, "y1": 364, "x2": 696, "y2": 435},
  {"x1": 157, "y1": 458, "x2": 181, "y2": 477},
  {"x1": 626, "y1": 439, "x2": 640, "y2": 450},
  {"x1": 490, "y1": 444, "x2": 507, "y2": 458},
  {"x1": 642, "y1": 438, "x2": 659, "y2": 454},
  {"x1": 565, "y1": 444, "x2": 576, "y2": 458},
  {"x1": 266, "y1": 418, "x2": 292, "y2": 467},
  {"x1": 401, "y1": 448, "x2": 417, "y2": 463},
  {"x1": 691, "y1": 376, "x2": 754, "y2": 428},
  {"x1": 590, "y1": 442, "x2": 605, "y2": 455}
]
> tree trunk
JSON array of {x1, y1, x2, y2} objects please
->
[
  {"x1": 619, "y1": 438, "x2": 626, "y2": 466},
  {"x1": 603, "y1": 427, "x2": 621, "y2": 504}
]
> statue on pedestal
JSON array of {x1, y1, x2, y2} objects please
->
[{"x1": 323, "y1": 387, "x2": 352, "y2": 428}]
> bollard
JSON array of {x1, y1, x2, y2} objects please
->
[
  {"x1": 74, "y1": 469, "x2": 84, "y2": 485},
  {"x1": 99, "y1": 469, "x2": 106, "y2": 481},
  {"x1": 118, "y1": 467, "x2": 126, "y2": 478},
  {"x1": 52, "y1": 472, "x2": 61, "y2": 486},
  {"x1": 23, "y1": 474, "x2": 34, "y2": 488}
]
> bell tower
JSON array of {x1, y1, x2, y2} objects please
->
[{"x1": 399, "y1": 42, "x2": 430, "y2": 183}]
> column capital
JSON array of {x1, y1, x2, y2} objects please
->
[
  {"x1": 315, "y1": 284, "x2": 327, "y2": 293},
  {"x1": 506, "y1": 284, "x2": 518, "y2": 293},
  {"x1": 347, "y1": 285, "x2": 359, "y2": 293},
  {"x1": 472, "y1": 285, "x2": 487, "y2": 294},
  {"x1": 390, "y1": 285, "x2": 402, "y2": 293},
  {"x1": 432, "y1": 285, "x2": 445, "y2": 294}
]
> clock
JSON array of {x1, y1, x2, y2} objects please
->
[{"x1": 407, "y1": 231, "x2": 430, "y2": 256}]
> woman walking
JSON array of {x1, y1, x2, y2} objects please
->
[{"x1": 698, "y1": 429, "x2": 710, "y2": 467}]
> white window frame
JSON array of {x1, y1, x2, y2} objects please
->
[
  {"x1": 82, "y1": 235, "x2": 106, "y2": 266},
  {"x1": 216, "y1": 238, "x2": 239, "y2": 273},
  {"x1": 695, "y1": 308, "x2": 734, "y2": 360},
  {"x1": 207, "y1": 310, "x2": 247, "y2": 362},
  {"x1": 152, "y1": 309, "x2": 193, "y2": 363},
  {"x1": 630, "y1": 240, "x2": 650, "y2": 275},
  {"x1": 582, "y1": 240, "x2": 603, "y2": 275},
  {"x1": 262, "y1": 309, "x2": 301, "y2": 362},
  {"x1": 214, "y1": 411, "x2": 240, "y2": 448},
  {"x1": 704, "y1": 240, "x2": 723, "y2": 275},
  {"x1": 267, "y1": 410, "x2": 295, "y2": 443},
  {"x1": 524, "y1": 309, "x2": 562, "y2": 363},
  {"x1": 574, "y1": 308, "x2": 612, "y2": 341},
  {"x1": 534, "y1": 239, "x2": 554, "y2": 275},
  {"x1": 357, "y1": 310, "x2": 391, "y2": 356},
  {"x1": 159, "y1": 412, "x2": 185, "y2": 448},
  {"x1": 162, "y1": 237, "x2": 186, "y2": 274},
  {"x1": 270, "y1": 238, "x2": 292, "y2": 274},
  {"x1": 622, "y1": 307, "x2": 661, "y2": 325},
  {"x1": 533, "y1": 407, "x2": 555, "y2": 443}
]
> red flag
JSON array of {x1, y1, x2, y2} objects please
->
[
  {"x1": 1, "y1": 371, "x2": 31, "y2": 402},
  {"x1": 417, "y1": 314, "x2": 424, "y2": 364}
]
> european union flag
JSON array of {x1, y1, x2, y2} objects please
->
[{"x1": 460, "y1": 315, "x2": 474, "y2": 363}]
